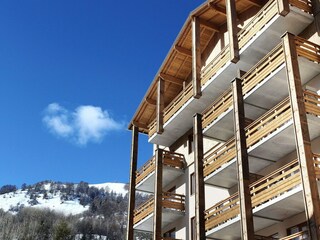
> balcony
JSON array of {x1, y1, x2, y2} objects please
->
[
  {"x1": 203, "y1": 36, "x2": 320, "y2": 142},
  {"x1": 148, "y1": 0, "x2": 313, "y2": 147},
  {"x1": 205, "y1": 157, "x2": 319, "y2": 239},
  {"x1": 136, "y1": 151, "x2": 185, "y2": 193},
  {"x1": 133, "y1": 192, "x2": 185, "y2": 232},
  {"x1": 204, "y1": 91, "x2": 320, "y2": 188}
]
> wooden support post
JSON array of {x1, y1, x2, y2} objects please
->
[
  {"x1": 157, "y1": 78, "x2": 164, "y2": 134},
  {"x1": 126, "y1": 126, "x2": 139, "y2": 240},
  {"x1": 193, "y1": 113, "x2": 206, "y2": 240},
  {"x1": 277, "y1": 0, "x2": 290, "y2": 16},
  {"x1": 283, "y1": 32, "x2": 320, "y2": 240},
  {"x1": 232, "y1": 78, "x2": 255, "y2": 240},
  {"x1": 311, "y1": 0, "x2": 320, "y2": 36},
  {"x1": 153, "y1": 148, "x2": 163, "y2": 240},
  {"x1": 192, "y1": 16, "x2": 202, "y2": 99},
  {"x1": 226, "y1": 0, "x2": 239, "y2": 63}
]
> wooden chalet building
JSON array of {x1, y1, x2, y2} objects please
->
[{"x1": 126, "y1": 0, "x2": 320, "y2": 239}]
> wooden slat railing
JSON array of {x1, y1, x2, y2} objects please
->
[
  {"x1": 148, "y1": 119, "x2": 157, "y2": 137},
  {"x1": 136, "y1": 151, "x2": 185, "y2": 185},
  {"x1": 203, "y1": 97, "x2": 292, "y2": 178},
  {"x1": 290, "y1": 0, "x2": 313, "y2": 14},
  {"x1": 205, "y1": 159, "x2": 301, "y2": 231},
  {"x1": 133, "y1": 192, "x2": 185, "y2": 225},
  {"x1": 280, "y1": 230, "x2": 309, "y2": 240},
  {"x1": 304, "y1": 90, "x2": 320, "y2": 117},
  {"x1": 314, "y1": 153, "x2": 320, "y2": 179},
  {"x1": 295, "y1": 36, "x2": 320, "y2": 64}
]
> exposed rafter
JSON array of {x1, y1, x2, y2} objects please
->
[
  {"x1": 174, "y1": 45, "x2": 192, "y2": 57},
  {"x1": 132, "y1": 121, "x2": 148, "y2": 130},
  {"x1": 145, "y1": 97, "x2": 156, "y2": 105},
  {"x1": 159, "y1": 73, "x2": 184, "y2": 86},
  {"x1": 244, "y1": 0, "x2": 263, "y2": 7},
  {"x1": 207, "y1": 2, "x2": 227, "y2": 16},
  {"x1": 198, "y1": 18, "x2": 220, "y2": 32}
]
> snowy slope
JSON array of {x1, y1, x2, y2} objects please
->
[{"x1": 0, "y1": 182, "x2": 127, "y2": 215}]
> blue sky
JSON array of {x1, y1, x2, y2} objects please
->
[{"x1": 0, "y1": 0, "x2": 204, "y2": 187}]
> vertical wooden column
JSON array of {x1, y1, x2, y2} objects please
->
[
  {"x1": 193, "y1": 113, "x2": 206, "y2": 240},
  {"x1": 231, "y1": 78, "x2": 255, "y2": 240},
  {"x1": 277, "y1": 0, "x2": 290, "y2": 16},
  {"x1": 153, "y1": 148, "x2": 163, "y2": 240},
  {"x1": 192, "y1": 16, "x2": 202, "y2": 99},
  {"x1": 126, "y1": 126, "x2": 139, "y2": 240},
  {"x1": 157, "y1": 77, "x2": 164, "y2": 134},
  {"x1": 282, "y1": 32, "x2": 320, "y2": 239},
  {"x1": 226, "y1": 0, "x2": 239, "y2": 63},
  {"x1": 311, "y1": 0, "x2": 320, "y2": 36}
]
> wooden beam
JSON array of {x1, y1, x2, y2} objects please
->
[
  {"x1": 174, "y1": 45, "x2": 192, "y2": 57},
  {"x1": 126, "y1": 126, "x2": 139, "y2": 240},
  {"x1": 198, "y1": 18, "x2": 220, "y2": 32},
  {"x1": 283, "y1": 32, "x2": 320, "y2": 240},
  {"x1": 193, "y1": 113, "x2": 206, "y2": 240},
  {"x1": 145, "y1": 97, "x2": 156, "y2": 106},
  {"x1": 159, "y1": 73, "x2": 184, "y2": 86},
  {"x1": 157, "y1": 78, "x2": 164, "y2": 134},
  {"x1": 244, "y1": 0, "x2": 263, "y2": 7},
  {"x1": 153, "y1": 148, "x2": 163, "y2": 240},
  {"x1": 207, "y1": 2, "x2": 227, "y2": 16},
  {"x1": 132, "y1": 121, "x2": 148, "y2": 130},
  {"x1": 277, "y1": 0, "x2": 290, "y2": 16},
  {"x1": 232, "y1": 77, "x2": 255, "y2": 240},
  {"x1": 311, "y1": 0, "x2": 320, "y2": 36},
  {"x1": 226, "y1": 0, "x2": 240, "y2": 63},
  {"x1": 192, "y1": 16, "x2": 202, "y2": 99}
]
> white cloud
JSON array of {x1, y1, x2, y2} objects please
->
[{"x1": 43, "y1": 103, "x2": 124, "y2": 145}]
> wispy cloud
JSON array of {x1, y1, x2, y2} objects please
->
[{"x1": 43, "y1": 103, "x2": 124, "y2": 145}]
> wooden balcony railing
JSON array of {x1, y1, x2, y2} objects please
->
[
  {"x1": 203, "y1": 96, "x2": 292, "y2": 178},
  {"x1": 148, "y1": 1, "x2": 313, "y2": 138},
  {"x1": 314, "y1": 153, "x2": 320, "y2": 179},
  {"x1": 205, "y1": 159, "x2": 301, "y2": 231},
  {"x1": 304, "y1": 90, "x2": 320, "y2": 117},
  {"x1": 133, "y1": 192, "x2": 185, "y2": 225},
  {"x1": 280, "y1": 230, "x2": 309, "y2": 240},
  {"x1": 136, "y1": 151, "x2": 185, "y2": 185}
]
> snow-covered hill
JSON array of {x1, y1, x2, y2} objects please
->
[{"x1": 0, "y1": 181, "x2": 127, "y2": 215}]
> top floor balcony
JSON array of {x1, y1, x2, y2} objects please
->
[
  {"x1": 136, "y1": 151, "x2": 185, "y2": 193},
  {"x1": 205, "y1": 155, "x2": 320, "y2": 239},
  {"x1": 147, "y1": 0, "x2": 313, "y2": 147},
  {"x1": 202, "y1": 36, "x2": 320, "y2": 142},
  {"x1": 203, "y1": 90, "x2": 320, "y2": 188}
]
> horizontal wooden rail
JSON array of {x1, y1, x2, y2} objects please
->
[
  {"x1": 280, "y1": 230, "x2": 309, "y2": 240},
  {"x1": 314, "y1": 153, "x2": 320, "y2": 179},
  {"x1": 304, "y1": 90, "x2": 320, "y2": 117},
  {"x1": 205, "y1": 159, "x2": 301, "y2": 231},
  {"x1": 148, "y1": 119, "x2": 157, "y2": 137},
  {"x1": 133, "y1": 192, "x2": 185, "y2": 225},
  {"x1": 295, "y1": 36, "x2": 320, "y2": 64},
  {"x1": 290, "y1": 0, "x2": 313, "y2": 14},
  {"x1": 136, "y1": 151, "x2": 185, "y2": 185}
]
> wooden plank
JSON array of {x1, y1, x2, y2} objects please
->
[
  {"x1": 159, "y1": 73, "x2": 184, "y2": 86},
  {"x1": 157, "y1": 78, "x2": 164, "y2": 134},
  {"x1": 193, "y1": 113, "x2": 205, "y2": 240},
  {"x1": 207, "y1": 2, "x2": 227, "y2": 16},
  {"x1": 192, "y1": 16, "x2": 202, "y2": 99},
  {"x1": 232, "y1": 77, "x2": 255, "y2": 240},
  {"x1": 174, "y1": 45, "x2": 192, "y2": 57},
  {"x1": 283, "y1": 32, "x2": 320, "y2": 240},
  {"x1": 244, "y1": 0, "x2": 263, "y2": 7},
  {"x1": 126, "y1": 126, "x2": 139, "y2": 240},
  {"x1": 226, "y1": 0, "x2": 240, "y2": 63},
  {"x1": 153, "y1": 149, "x2": 163, "y2": 240},
  {"x1": 277, "y1": 0, "x2": 290, "y2": 16},
  {"x1": 145, "y1": 97, "x2": 156, "y2": 106}
]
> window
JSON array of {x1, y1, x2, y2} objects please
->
[
  {"x1": 164, "y1": 228, "x2": 176, "y2": 238},
  {"x1": 287, "y1": 222, "x2": 308, "y2": 239},
  {"x1": 188, "y1": 135, "x2": 194, "y2": 154},
  {"x1": 191, "y1": 217, "x2": 196, "y2": 240},
  {"x1": 190, "y1": 173, "x2": 195, "y2": 196}
]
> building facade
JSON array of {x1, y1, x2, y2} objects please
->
[{"x1": 127, "y1": 0, "x2": 320, "y2": 239}]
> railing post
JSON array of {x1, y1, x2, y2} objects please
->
[
  {"x1": 157, "y1": 77, "x2": 164, "y2": 134},
  {"x1": 231, "y1": 77, "x2": 255, "y2": 240},
  {"x1": 192, "y1": 16, "x2": 202, "y2": 99},
  {"x1": 282, "y1": 32, "x2": 320, "y2": 240},
  {"x1": 226, "y1": 0, "x2": 239, "y2": 63},
  {"x1": 277, "y1": 0, "x2": 290, "y2": 16},
  {"x1": 193, "y1": 113, "x2": 206, "y2": 240},
  {"x1": 153, "y1": 148, "x2": 163, "y2": 240},
  {"x1": 126, "y1": 125, "x2": 139, "y2": 240}
]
